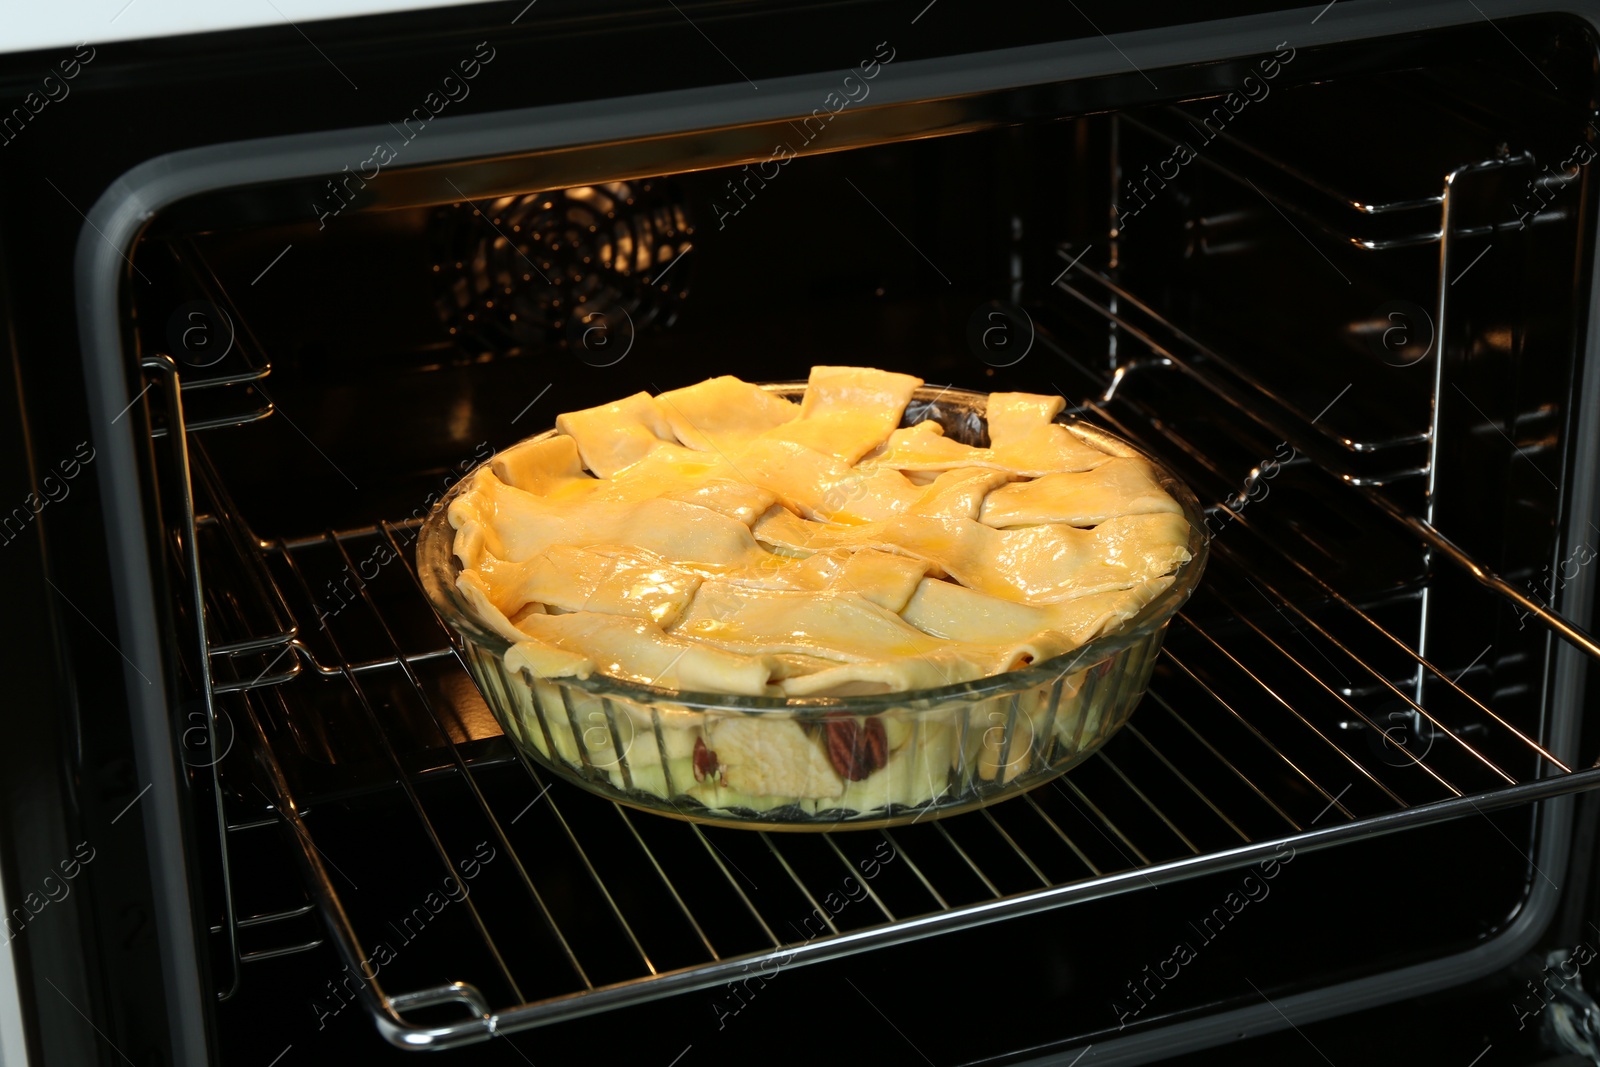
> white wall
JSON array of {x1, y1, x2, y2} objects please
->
[{"x1": 5, "y1": 0, "x2": 490, "y2": 56}]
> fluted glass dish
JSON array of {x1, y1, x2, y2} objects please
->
[{"x1": 418, "y1": 385, "x2": 1209, "y2": 829}]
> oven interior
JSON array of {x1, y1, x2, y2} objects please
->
[{"x1": 117, "y1": 14, "x2": 1600, "y2": 1061}]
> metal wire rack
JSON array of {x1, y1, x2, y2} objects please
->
[{"x1": 171, "y1": 267, "x2": 1600, "y2": 1046}]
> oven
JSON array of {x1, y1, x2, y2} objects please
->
[{"x1": 6, "y1": 1, "x2": 1600, "y2": 1063}]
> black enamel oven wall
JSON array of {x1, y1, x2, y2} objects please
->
[{"x1": 4, "y1": 2, "x2": 1600, "y2": 1065}]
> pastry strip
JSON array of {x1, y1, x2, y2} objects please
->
[
  {"x1": 753, "y1": 508, "x2": 1191, "y2": 603},
  {"x1": 979, "y1": 456, "x2": 1180, "y2": 528}
]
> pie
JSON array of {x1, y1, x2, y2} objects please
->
[{"x1": 445, "y1": 367, "x2": 1192, "y2": 815}]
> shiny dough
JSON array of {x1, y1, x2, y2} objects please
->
[
  {"x1": 449, "y1": 367, "x2": 1191, "y2": 697},
  {"x1": 656, "y1": 375, "x2": 800, "y2": 454},
  {"x1": 751, "y1": 509, "x2": 1190, "y2": 603},
  {"x1": 979, "y1": 456, "x2": 1181, "y2": 528},
  {"x1": 554, "y1": 391, "x2": 677, "y2": 478},
  {"x1": 861, "y1": 391, "x2": 1113, "y2": 477}
]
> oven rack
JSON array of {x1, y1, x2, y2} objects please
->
[
  {"x1": 174, "y1": 387, "x2": 1600, "y2": 1047},
  {"x1": 209, "y1": 483, "x2": 1600, "y2": 1049}
]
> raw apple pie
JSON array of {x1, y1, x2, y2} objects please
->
[{"x1": 428, "y1": 368, "x2": 1201, "y2": 826}]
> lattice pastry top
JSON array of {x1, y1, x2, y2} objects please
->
[{"x1": 448, "y1": 367, "x2": 1191, "y2": 697}]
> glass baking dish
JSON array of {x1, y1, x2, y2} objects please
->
[{"x1": 417, "y1": 385, "x2": 1209, "y2": 830}]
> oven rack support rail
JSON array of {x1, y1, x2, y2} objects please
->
[
  {"x1": 1052, "y1": 254, "x2": 1600, "y2": 664},
  {"x1": 148, "y1": 240, "x2": 275, "y2": 437},
  {"x1": 1118, "y1": 110, "x2": 1537, "y2": 252},
  {"x1": 144, "y1": 355, "x2": 246, "y2": 1002}
]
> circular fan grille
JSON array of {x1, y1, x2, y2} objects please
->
[{"x1": 432, "y1": 180, "x2": 692, "y2": 360}]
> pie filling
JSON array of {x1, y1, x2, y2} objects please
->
[{"x1": 448, "y1": 367, "x2": 1191, "y2": 807}]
